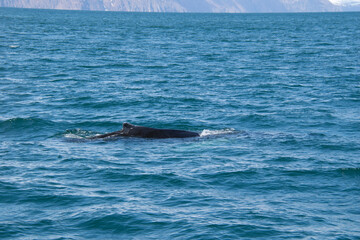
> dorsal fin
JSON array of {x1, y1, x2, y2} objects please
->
[{"x1": 123, "y1": 122, "x2": 135, "y2": 130}]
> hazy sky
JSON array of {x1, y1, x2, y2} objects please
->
[{"x1": 329, "y1": 0, "x2": 360, "y2": 5}]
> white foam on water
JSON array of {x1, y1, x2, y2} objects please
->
[
  {"x1": 64, "y1": 133, "x2": 84, "y2": 139},
  {"x1": 200, "y1": 128, "x2": 236, "y2": 137}
]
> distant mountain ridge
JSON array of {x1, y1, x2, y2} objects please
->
[{"x1": 1, "y1": 0, "x2": 357, "y2": 12}]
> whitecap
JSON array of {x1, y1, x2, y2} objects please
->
[{"x1": 200, "y1": 128, "x2": 236, "y2": 137}]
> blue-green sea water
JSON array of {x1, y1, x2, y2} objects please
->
[{"x1": 1, "y1": 8, "x2": 360, "y2": 239}]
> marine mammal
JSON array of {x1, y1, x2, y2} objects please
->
[{"x1": 89, "y1": 122, "x2": 200, "y2": 139}]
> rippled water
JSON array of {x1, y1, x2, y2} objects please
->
[{"x1": 1, "y1": 8, "x2": 360, "y2": 239}]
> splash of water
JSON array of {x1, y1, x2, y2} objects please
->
[{"x1": 200, "y1": 128, "x2": 236, "y2": 137}]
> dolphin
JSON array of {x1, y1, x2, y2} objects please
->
[{"x1": 89, "y1": 122, "x2": 200, "y2": 139}]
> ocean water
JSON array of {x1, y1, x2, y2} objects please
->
[{"x1": 1, "y1": 8, "x2": 360, "y2": 239}]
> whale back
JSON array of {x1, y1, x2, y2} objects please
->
[
  {"x1": 89, "y1": 122, "x2": 198, "y2": 140},
  {"x1": 122, "y1": 122, "x2": 199, "y2": 138}
]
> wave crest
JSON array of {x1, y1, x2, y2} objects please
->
[{"x1": 0, "y1": 117, "x2": 55, "y2": 132}]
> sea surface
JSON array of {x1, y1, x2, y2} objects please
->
[{"x1": 1, "y1": 8, "x2": 360, "y2": 239}]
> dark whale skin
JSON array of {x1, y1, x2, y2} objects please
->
[{"x1": 90, "y1": 123, "x2": 200, "y2": 139}]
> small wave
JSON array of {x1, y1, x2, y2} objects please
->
[
  {"x1": 339, "y1": 168, "x2": 360, "y2": 177},
  {"x1": 0, "y1": 117, "x2": 55, "y2": 132},
  {"x1": 200, "y1": 128, "x2": 236, "y2": 137}
]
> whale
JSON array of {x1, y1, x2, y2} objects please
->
[{"x1": 89, "y1": 122, "x2": 200, "y2": 139}]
